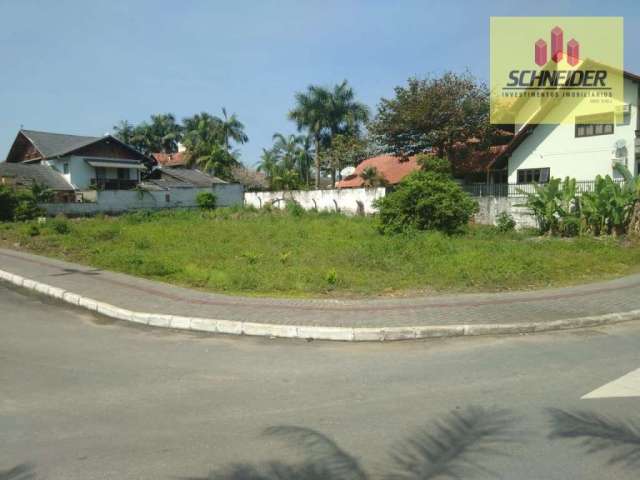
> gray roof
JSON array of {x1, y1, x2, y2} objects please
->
[
  {"x1": 20, "y1": 129, "x2": 102, "y2": 159},
  {"x1": 151, "y1": 168, "x2": 227, "y2": 188},
  {"x1": 0, "y1": 162, "x2": 74, "y2": 191}
]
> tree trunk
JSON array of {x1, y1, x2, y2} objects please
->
[
  {"x1": 628, "y1": 200, "x2": 640, "y2": 237},
  {"x1": 314, "y1": 136, "x2": 321, "y2": 189}
]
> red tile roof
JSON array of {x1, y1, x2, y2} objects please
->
[
  {"x1": 336, "y1": 155, "x2": 420, "y2": 188},
  {"x1": 152, "y1": 152, "x2": 188, "y2": 167}
]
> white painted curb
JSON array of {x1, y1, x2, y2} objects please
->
[{"x1": 2, "y1": 268, "x2": 640, "y2": 341}]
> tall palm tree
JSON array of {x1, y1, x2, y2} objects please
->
[
  {"x1": 220, "y1": 107, "x2": 249, "y2": 153},
  {"x1": 289, "y1": 85, "x2": 333, "y2": 189},
  {"x1": 289, "y1": 81, "x2": 369, "y2": 189}
]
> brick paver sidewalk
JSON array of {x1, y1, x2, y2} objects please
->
[{"x1": 3, "y1": 247, "x2": 640, "y2": 328}]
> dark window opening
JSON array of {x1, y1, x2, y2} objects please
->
[
  {"x1": 575, "y1": 112, "x2": 614, "y2": 138},
  {"x1": 517, "y1": 168, "x2": 550, "y2": 184}
]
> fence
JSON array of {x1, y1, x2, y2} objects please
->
[{"x1": 462, "y1": 179, "x2": 626, "y2": 197}]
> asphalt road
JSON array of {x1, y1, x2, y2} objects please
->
[{"x1": 1, "y1": 283, "x2": 639, "y2": 480}]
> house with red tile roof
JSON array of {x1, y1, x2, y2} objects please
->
[{"x1": 336, "y1": 145, "x2": 509, "y2": 189}]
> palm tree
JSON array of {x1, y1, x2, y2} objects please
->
[
  {"x1": 220, "y1": 107, "x2": 249, "y2": 153},
  {"x1": 113, "y1": 120, "x2": 136, "y2": 145},
  {"x1": 256, "y1": 149, "x2": 280, "y2": 188},
  {"x1": 148, "y1": 113, "x2": 182, "y2": 153},
  {"x1": 194, "y1": 143, "x2": 238, "y2": 180},
  {"x1": 289, "y1": 81, "x2": 369, "y2": 189},
  {"x1": 289, "y1": 85, "x2": 333, "y2": 189},
  {"x1": 360, "y1": 166, "x2": 387, "y2": 188}
]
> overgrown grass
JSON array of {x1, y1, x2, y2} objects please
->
[{"x1": 2, "y1": 207, "x2": 640, "y2": 298}]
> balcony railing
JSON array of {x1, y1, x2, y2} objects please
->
[
  {"x1": 462, "y1": 179, "x2": 626, "y2": 198},
  {"x1": 90, "y1": 178, "x2": 139, "y2": 190}
]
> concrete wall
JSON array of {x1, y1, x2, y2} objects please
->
[
  {"x1": 40, "y1": 184, "x2": 244, "y2": 217},
  {"x1": 474, "y1": 196, "x2": 537, "y2": 229},
  {"x1": 508, "y1": 76, "x2": 639, "y2": 182},
  {"x1": 244, "y1": 187, "x2": 537, "y2": 228},
  {"x1": 244, "y1": 187, "x2": 386, "y2": 215}
]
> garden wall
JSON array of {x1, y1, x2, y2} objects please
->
[
  {"x1": 473, "y1": 196, "x2": 537, "y2": 229},
  {"x1": 244, "y1": 187, "x2": 386, "y2": 215},
  {"x1": 39, "y1": 184, "x2": 244, "y2": 217}
]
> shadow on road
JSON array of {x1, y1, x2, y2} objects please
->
[
  {"x1": 186, "y1": 406, "x2": 519, "y2": 480},
  {"x1": 548, "y1": 408, "x2": 640, "y2": 470},
  {"x1": 0, "y1": 463, "x2": 35, "y2": 480}
]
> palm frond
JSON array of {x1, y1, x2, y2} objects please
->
[
  {"x1": 548, "y1": 409, "x2": 640, "y2": 469},
  {"x1": 265, "y1": 426, "x2": 367, "y2": 480},
  {"x1": 385, "y1": 406, "x2": 517, "y2": 480}
]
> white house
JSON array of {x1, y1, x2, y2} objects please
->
[
  {"x1": 4, "y1": 129, "x2": 149, "y2": 193},
  {"x1": 492, "y1": 70, "x2": 640, "y2": 185}
]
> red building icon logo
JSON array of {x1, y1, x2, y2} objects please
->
[{"x1": 534, "y1": 26, "x2": 579, "y2": 67}]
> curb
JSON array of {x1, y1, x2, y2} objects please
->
[{"x1": 2, "y1": 268, "x2": 640, "y2": 341}]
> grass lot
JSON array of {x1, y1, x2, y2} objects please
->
[{"x1": 2, "y1": 207, "x2": 640, "y2": 298}]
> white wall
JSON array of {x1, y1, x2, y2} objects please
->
[
  {"x1": 508, "y1": 76, "x2": 639, "y2": 182},
  {"x1": 474, "y1": 197, "x2": 538, "y2": 229},
  {"x1": 244, "y1": 187, "x2": 386, "y2": 215},
  {"x1": 40, "y1": 184, "x2": 244, "y2": 216}
]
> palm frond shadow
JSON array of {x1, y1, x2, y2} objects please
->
[
  {"x1": 0, "y1": 463, "x2": 35, "y2": 480},
  {"x1": 186, "y1": 406, "x2": 519, "y2": 480},
  {"x1": 548, "y1": 408, "x2": 640, "y2": 469},
  {"x1": 384, "y1": 406, "x2": 519, "y2": 480}
]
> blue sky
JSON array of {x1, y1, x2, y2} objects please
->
[{"x1": 1, "y1": 1, "x2": 639, "y2": 166}]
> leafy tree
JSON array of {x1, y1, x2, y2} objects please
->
[
  {"x1": 0, "y1": 186, "x2": 18, "y2": 221},
  {"x1": 375, "y1": 165, "x2": 478, "y2": 234},
  {"x1": 369, "y1": 72, "x2": 493, "y2": 158},
  {"x1": 113, "y1": 114, "x2": 182, "y2": 154},
  {"x1": 289, "y1": 81, "x2": 369, "y2": 188},
  {"x1": 256, "y1": 149, "x2": 280, "y2": 188},
  {"x1": 231, "y1": 165, "x2": 268, "y2": 192},
  {"x1": 321, "y1": 133, "x2": 369, "y2": 187},
  {"x1": 30, "y1": 182, "x2": 54, "y2": 203}
]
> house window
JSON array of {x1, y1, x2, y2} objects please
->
[
  {"x1": 117, "y1": 168, "x2": 129, "y2": 180},
  {"x1": 517, "y1": 168, "x2": 550, "y2": 184},
  {"x1": 575, "y1": 112, "x2": 614, "y2": 138},
  {"x1": 63, "y1": 163, "x2": 69, "y2": 174}
]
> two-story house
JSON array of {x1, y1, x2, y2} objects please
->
[
  {"x1": 491, "y1": 69, "x2": 640, "y2": 186},
  {"x1": 4, "y1": 129, "x2": 150, "y2": 193}
]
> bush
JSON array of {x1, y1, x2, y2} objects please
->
[
  {"x1": 196, "y1": 192, "x2": 217, "y2": 210},
  {"x1": 50, "y1": 217, "x2": 71, "y2": 234},
  {"x1": 0, "y1": 187, "x2": 18, "y2": 221},
  {"x1": 285, "y1": 200, "x2": 305, "y2": 217},
  {"x1": 24, "y1": 224, "x2": 40, "y2": 237},
  {"x1": 13, "y1": 200, "x2": 44, "y2": 222},
  {"x1": 375, "y1": 171, "x2": 478, "y2": 234},
  {"x1": 495, "y1": 212, "x2": 516, "y2": 232}
]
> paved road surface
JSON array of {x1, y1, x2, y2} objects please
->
[{"x1": 1, "y1": 283, "x2": 640, "y2": 479}]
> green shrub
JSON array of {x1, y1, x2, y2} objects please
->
[
  {"x1": 50, "y1": 217, "x2": 71, "y2": 234},
  {"x1": 325, "y1": 268, "x2": 338, "y2": 287},
  {"x1": 24, "y1": 224, "x2": 40, "y2": 237},
  {"x1": 375, "y1": 171, "x2": 478, "y2": 234},
  {"x1": 0, "y1": 187, "x2": 18, "y2": 221},
  {"x1": 285, "y1": 200, "x2": 305, "y2": 217},
  {"x1": 13, "y1": 200, "x2": 44, "y2": 222},
  {"x1": 495, "y1": 212, "x2": 516, "y2": 232},
  {"x1": 196, "y1": 192, "x2": 217, "y2": 210}
]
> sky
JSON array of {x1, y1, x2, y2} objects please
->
[{"x1": 1, "y1": 0, "x2": 640, "y2": 166}]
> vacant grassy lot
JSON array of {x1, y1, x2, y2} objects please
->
[{"x1": 2, "y1": 207, "x2": 640, "y2": 297}]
